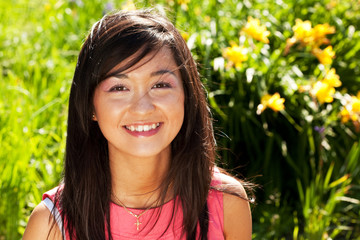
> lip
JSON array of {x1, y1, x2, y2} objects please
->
[{"x1": 123, "y1": 122, "x2": 163, "y2": 137}]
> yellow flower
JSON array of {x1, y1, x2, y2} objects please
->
[
  {"x1": 122, "y1": 0, "x2": 136, "y2": 11},
  {"x1": 204, "y1": 16, "x2": 211, "y2": 23},
  {"x1": 352, "y1": 96, "x2": 360, "y2": 113},
  {"x1": 312, "y1": 81, "x2": 335, "y2": 104},
  {"x1": 178, "y1": 0, "x2": 190, "y2": 4},
  {"x1": 323, "y1": 68, "x2": 341, "y2": 87},
  {"x1": 340, "y1": 94, "x2": 360, "y2": 124},
  {"x1": 351, "y1": 114, "x2": 359, "y2": 121},
  {"x1": 312, "y1": 23, "x2": 335, "y2": 46},
  {"x1": 178, "y1": 0, "x2": 190, "y2": 10},
  {"x1": 223, "y1": 44, "x2": 248, "y2": 69},
  {"x1": 194, "y1": 6, "x2": 201, "y2": 16},
  {"x1": 312, "y1": 46, "x2": 335, "y2": 65},
  {"x1": 292, "y1": 19, "x2": 313, "y2": 45},
  {"x1": 181, "y1": 32, "x2": 189, "y2": 41},
  {"x1": 242, "y1": 16, "x2": 270, "y2": 44},
  {"x1": 288, "y1": 19, "x2": 335, "y2": 49},
  {"x1": 327, "y1": 0, "x2": 338, "y2": 9},
  {"x1": 257, "y1": 93, "x2": 285, "y2": 114},
  {"x1": 44, "y1": 3, "x2": 51, "y2": 12},
  {"x1": 340, "y1": 108, "x2": 351, "y2": 123}
]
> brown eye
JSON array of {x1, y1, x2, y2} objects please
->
[
  {"x1": 153, "y1": 82, "x2": 171, "y2": 89},
  {"x1": 109, "y1": 85, "x2": 128, "y2": 92}
]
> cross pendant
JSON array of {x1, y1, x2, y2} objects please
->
[{"x1": 135, "y1": 219, "x2": 142, "y2": 231}]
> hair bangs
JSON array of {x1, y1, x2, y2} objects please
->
[{"x1": 91, "y1": 13, "x2": 176, "y2": 85}]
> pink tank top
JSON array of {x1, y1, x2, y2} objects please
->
[{"x1": 42, "y1": 171, "x2": 224, "y2": 239}]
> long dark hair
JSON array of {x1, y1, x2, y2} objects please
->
[{"x1": 53, "y1": 9, "x2": 216, "y2": 239}]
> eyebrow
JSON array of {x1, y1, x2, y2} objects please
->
[
  {"x1": 151, "y1": 69, "x2": 177, "y2": 78},
  {"x1": 113, "y1": 69, "x2": 178, "y2": 79}
]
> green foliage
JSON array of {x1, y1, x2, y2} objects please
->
[{"x1": 1, "y1": 0, "x2": 359, "y2": 239}]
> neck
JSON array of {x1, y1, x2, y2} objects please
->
[{"x1": 109, "y1": 146, "x2": 171, "y2": 208}]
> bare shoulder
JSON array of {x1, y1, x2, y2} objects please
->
[
  {"x1": 220, "y1": 173, "x2": 252, "y2": 240},
  {"x1": 23, "y1": 202, "x2": 62, "y2": 240}
]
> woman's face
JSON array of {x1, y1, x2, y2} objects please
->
[{"x1": 93, "y1": 47, "x2": 185, "y2": 160}]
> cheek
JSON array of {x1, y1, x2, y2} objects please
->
[
  {"x1": 178, "y1": 93, "x2": 185, "y2": 120},
  {"x1": 94, "y1": 98, "x2": 127, "y2": 119},
  {"x1": 171, "y1": 97, "x2": 185, "y2": 126}
]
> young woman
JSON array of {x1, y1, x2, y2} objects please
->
[{"x1": 23, "y1": 9, "x2": 252, "y2": 240}]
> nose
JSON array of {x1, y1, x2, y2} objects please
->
[{"x1": 130, "y1": 91, "x2": 156, "y2": 115}]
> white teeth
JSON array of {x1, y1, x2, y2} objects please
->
[{"x1": 126, "y1": 123, "x2": 160, "y2": 132}]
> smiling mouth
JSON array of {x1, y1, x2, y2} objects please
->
[{"x1": 124, "y1": 123, "x2": 161, "y2": 132}]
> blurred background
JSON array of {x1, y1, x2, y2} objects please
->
[{"x1": 1, "y1": 0, "x2": 359, "y2": 239}]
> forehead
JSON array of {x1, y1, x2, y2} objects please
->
[{"x1": 108, "y1": 47, "x2": 179, "y2": 76}]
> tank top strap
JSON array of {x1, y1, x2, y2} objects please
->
[
  {"x1": 206, "y1": 167, "x2": 225, "y2": 239},
  {"x1": 42, "y1": 186, "x2": 68, "y2": 239}
]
